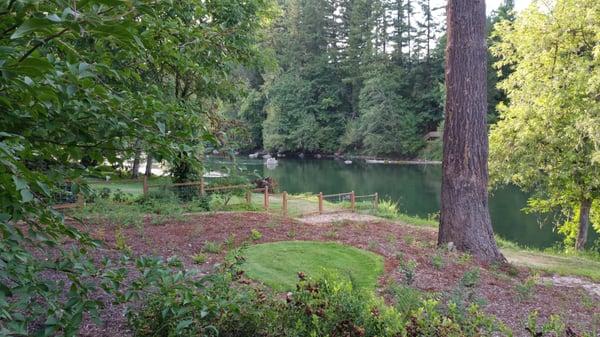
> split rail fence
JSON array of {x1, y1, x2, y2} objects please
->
[{"x1": 52, "y1": 176, "x2": 379, "y2": 217}]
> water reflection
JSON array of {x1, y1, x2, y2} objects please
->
[{"x1": 207, "y1": 157, "x2": 594, "y2": 248}]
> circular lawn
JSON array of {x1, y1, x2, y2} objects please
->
[{"x1": 242, "y1": 241, "x2": 384, "y2": 291}]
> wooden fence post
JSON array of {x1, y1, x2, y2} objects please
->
[
  {"x1": 318, "y1": 192, "x2": 323, "y2": 214},
  {"x1": 77, "y1": 193, "x2": 85, "y2": 207},
  {"x1": 263, "y1": 186, "x2": 269, "y2": 209},
  {"x1": 200, "y1": 177, "x2": 206, "y2": 196},
  {"x1": 350, "y1": 191, "x2": 355, "y2": 211},
  {"x1": 374, "y1": 192, "x2": 379, "y2": 209},
  {"x1": 143, "y1": 175, "x2": 148, "y2": 197},
  {"x1": 245, "y1": 190, "x2": 252, "y2": 204},
  {"x1": 282, "y1": 191, "x2": 288, "y2": 217}
]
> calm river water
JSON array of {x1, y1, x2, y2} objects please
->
[{"x1": 208, "y1": 157, "x2": 593, "y2": 249}]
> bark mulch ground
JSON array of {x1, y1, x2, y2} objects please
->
[{"x1": 78, "y1": 211, "x2": 599, "y2": 336}]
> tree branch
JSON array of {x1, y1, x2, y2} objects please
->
[{"x1": 18, "y1": 28, "x2": 69, "y2": 63}]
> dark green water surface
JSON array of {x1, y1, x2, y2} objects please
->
[{"x1": 209, "y1": 157, "x2": 589, "y2": 249}]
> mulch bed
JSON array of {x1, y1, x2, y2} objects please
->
[{"x1": 75, "y1": 211, "x2": 599, "y2": 336}]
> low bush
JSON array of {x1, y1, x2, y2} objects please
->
[
  {"x1": 399, "y1": 259, "x2": 418, "y2": 285},
  {"x1": 129, "y1": 258, "x2": 511, "y2": 337},
  {"x1": 374, "y1": 199, "x2": 401, "y2": 219},
  {"x1": 202, "y1": 241, "x2": 223, "y2": 254}
]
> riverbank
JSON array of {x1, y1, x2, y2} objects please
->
[{"x1": 240, "y1": 150, "x2": 442, "y2": 164}]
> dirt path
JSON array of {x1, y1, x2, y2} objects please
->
[{"x1": 298, "y1": 212, "x2": 382, "y2": 224}]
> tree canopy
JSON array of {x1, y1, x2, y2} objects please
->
[
  {"x1": 489, "y1": 0, "x2": 600, "y2": 250},
  {"x1": 0, "y1": 0, "x2": 273, "y2": 334}
]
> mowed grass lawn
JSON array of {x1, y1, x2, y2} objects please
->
[{"x1": 242, "y1": 241, "x2": 384, "y2": 291}]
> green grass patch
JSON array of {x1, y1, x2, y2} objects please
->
[
  {"x1": 502, "y1": 249, "x2": 600, "y2": 281},
  {"x1": 242, "y1": 241, "x2": 384, "y2": 291}
]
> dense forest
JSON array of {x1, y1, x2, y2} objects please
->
[{"x1": 221, "y1": 0, "x2": 514, "y2": 158}]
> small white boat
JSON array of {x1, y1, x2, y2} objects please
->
[
  {"x1": 265, "y1": 157, "x2": 278, "y2": 165},
  {"x1": 203, "y1": 171, "x2": 229, "y2": 178},
  {"x1": 249, "y1": 152, "x2": 259, "y2": 159},
  {"x1": 366, "y1": 159, "x2": 386, "y2": 164},
  {"x1": 344, "y1": 160, "x2": 352, "y2": 164}
]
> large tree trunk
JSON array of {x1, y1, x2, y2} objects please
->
[
  {"x1": 575, "y1": 198, "x2": 592, "y2": 251},
  {"x1": 145, "y1": 155, "x2": 153, "y2": 177},
  {"x1": 438, "y1": 0, "x2": 504, "y2": 263}
]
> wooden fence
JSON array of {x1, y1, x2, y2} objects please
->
[{"x1": 53, "y1": 176, "x2": 379, "y2": 217}]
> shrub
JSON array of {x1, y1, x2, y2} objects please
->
[
  {"x1": 431, "y1": 252, "x2": 444, "y2": 270},
  {"x1": 192, "y1": 253, "x2": 207, "y2": 264},
  {"x1": 250, "y1": 229, "x2": 262, "y2": 241},
  {"x1": 115, "y1": 227, "x2": 132, "y2": 255},
  {"x1": 375, "y1": 199, "x2": 400, "y2": 218},
  {"x1": 515, "y1": 275, "x2": 537, "y2": 301},
  {"x1": 460, "y1": 268, "x2": 480, "y2": 288},
  {"x1": 202, "y1": 241, "x2": 223, "y2": 254},
  {"x1": 100, "y1": 187, "x2": 112, "y2": 199},
  {"x1": 399, "y1": 259, "x2": 418, "y2": 285},
  {"x1": 112, "y1": 188, "x2": 130, "y2": 202},
  {"x1": 387, "y1": 283, "x2": 425, "y2": 318},
  {"x1": 128, "y1": 264, "x2": 510, "y2": 337}
]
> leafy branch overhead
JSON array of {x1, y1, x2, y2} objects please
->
[{"x1": 0, "y1": 0, "x2": 274, "y2": 335}]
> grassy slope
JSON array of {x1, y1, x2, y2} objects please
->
[{"x1": 242, "y1": 241, "x2": 384, "y2": 291}]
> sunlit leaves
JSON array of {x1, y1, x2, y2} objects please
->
[{"x1": 489, "y1": 0, "x2": 600, "y2": 244}]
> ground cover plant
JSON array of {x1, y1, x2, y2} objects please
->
[
  {"x1": 128, "y1": 255, "x2": 512, "y2": 337},
  {"x1": 61, "y1": 211, "x2": 600, "y2": 336}
]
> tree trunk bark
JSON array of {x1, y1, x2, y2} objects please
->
[
  {"x1": 145, "y1": 154, "x2": 153, "y2": 177},
  {"x1": 438, "y1": 0, "x2": 504, "y2": 263},
  {"x1": 575, "y1": 198, "x2": 592, "y2": 251},
  {"x1": 131, "y1": 141, "x2": 141, "y2": 179}
]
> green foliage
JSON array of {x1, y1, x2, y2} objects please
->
[
  {"x1": 418, "y1": 138, "x2": 443, "y2": 161},
  {"x1": 130, "y1": 264, "x2": 509, "y2": 337},
  {"x1": 250, "y1": 0, "x2": 445, "y2": 157},
  {"x1": 431, "y1": 252, "x2": 445, "y2": 270},
  {"x1": 515, "y1": 275, "x2": 537, "y2": 301},
  {"x1": 374, "y1": 199, "x2": 401, "y2": 218},
  {"x1": 398, "y1": 259, "x2": 418, "y2": 285},
  {"x1": 524, "y1": 311, "x2": 589, "y2": 337},
  {"x1": 250, "y1": 228, "x2": 263, "y2": 241},
  {"x1": 460, "y1": 268, "x2": 481, "y2": 288},
  {"x1": 115, "y1": 227, "x2": 132, "y2": 255},
  {"x1": 344, "y1": 64, "x2": 426, "y2": 157},
  {"x1": 386, "y1": 284, "x2": 426, "y2": 318},
  {"x1": 202, "y1": 241, "x2": 223, "y2": 254},
  {"x1": 0, "y1": 0, "x2": 274, "y2": 334},
  {"x1": 489, "y1": 0, "x2": 600, "y2": 248},
  {"x1": 192, "y1": 253, "x2": 207, "y2": 265}
]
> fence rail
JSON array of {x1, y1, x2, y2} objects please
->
[{"x1": 52, "y1": 176, "x2": 379, "y2": 218}]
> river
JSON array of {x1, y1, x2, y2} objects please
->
[{"x1": 208, "y1": 157, "x2": 595, "y2": 249}]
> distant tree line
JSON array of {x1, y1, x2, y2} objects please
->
[{"x1": 222, "y1": 0, "x2": 515, "y2": 158}]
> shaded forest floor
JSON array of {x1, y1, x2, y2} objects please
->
[{"x1": 74, "y1": 211, "x2": 600, "y2": 336}]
